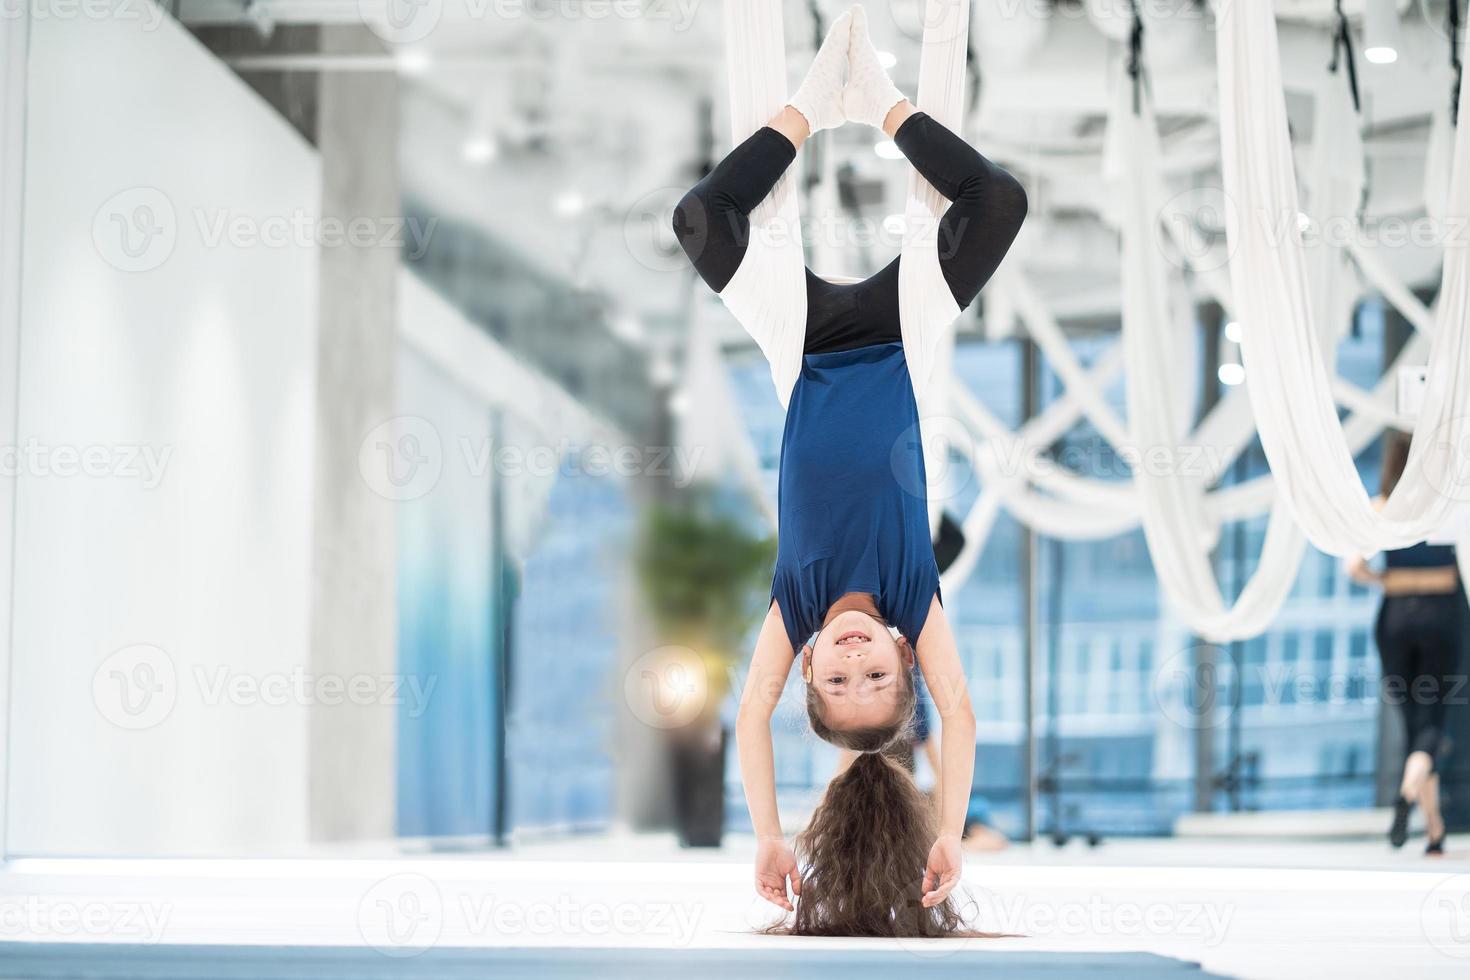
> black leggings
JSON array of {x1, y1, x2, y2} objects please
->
[
  {"x1": 1376, "y1": 593, "x2": 1464, "y2": 772},
  {"x1": 672, "y1": 112, "x2": 1027, "y2": 355}
]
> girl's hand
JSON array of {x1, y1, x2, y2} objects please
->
[
  {"x1": 754, "y1": 838, "x2": 802, "y2": 911},
  {"x1": 921, "y1": 834, "x2": 963, "y2": 908}
]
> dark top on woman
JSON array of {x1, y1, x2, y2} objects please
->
[
  {"x1": 672, "y1": 112, "x2": 1028, "y2": 655},
  {"x1": 1384, "y1": 542, "x2": 1457, "y2": 569}
]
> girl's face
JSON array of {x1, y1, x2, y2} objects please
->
[{"x1": 803, "y1": 609, "x2": 913, "y2": 731}]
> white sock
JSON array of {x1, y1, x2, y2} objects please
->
[
  {"x1": 842, "y1": 4, "x2": 905, "y2": 129},
  {"x1": 788, "y1": 9, "x2": 853, "y2": 135}
]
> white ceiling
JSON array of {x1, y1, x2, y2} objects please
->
[{"x1": 181, "y1": 0, "x2": 1462, "y2": 347}]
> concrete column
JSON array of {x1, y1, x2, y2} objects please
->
[
  {"x1": 306, "y1": 26, "x2": 400, "y2": 842},
  {"x1": 0, "y1": 4, "x2": 29, "y2": 858}
]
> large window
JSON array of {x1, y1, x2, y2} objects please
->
[{"x1": 723, "y1": 300, "x2": 1404, "y2": 838}]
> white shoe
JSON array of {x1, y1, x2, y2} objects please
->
[
  {"x1": 842, "y1": 4, "x2": 906, "y2": 129},
  {"x1": 788, "y1": 9, "x2": 854, "y2": 134}
]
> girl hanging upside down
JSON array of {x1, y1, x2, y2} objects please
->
[{"x1": 672, "y1": 6, "x2": 1027, "y2": 937}]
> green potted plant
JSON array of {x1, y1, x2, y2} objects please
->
[{"x1": 635, "y1": 487, "x2": 775, "y2": 846}]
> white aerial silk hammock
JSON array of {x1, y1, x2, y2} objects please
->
[
  {"x1": 719, "y1": 0, "x2": 971, "y2": 525},
  {"x1": 1110, "y1": 70, "x2": 1307, "y2": 642},
  {"x1": 1217, "y1": 0, "x2": 1470, "y2": 557},
  {"x1": 676, "y1": 289, "x2": 779, "y2": 528},
  {"x1": 712, "y1": 1, "x2": 1469, "y2": 623}
]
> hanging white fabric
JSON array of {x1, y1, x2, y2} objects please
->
[
  {"x1": 718, "y1": 0, "x2": 809, "y2": 407},
  {"x1": 1111, "y1": 69, "x2": 1307, "y2": 642},
  {"x1": 1216, "y1": 1, "x2": 1470, "y2": 557},
  {"x1": 676, "y1": 289, "x2": 779, "y2": 528}
]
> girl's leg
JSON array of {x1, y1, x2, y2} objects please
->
[
  {"x1": 672, "y1": 119, "x2": 799, "y2": 294},
  {"x1": 673, "y1": 7, "x2": 851, "y2": 294},
  {"x1": 891, "y1": 105, "x2": 1029, "y2": 311},
  {"x1": 843, "y1": 5, "x2": 1027, "y2": 311}
]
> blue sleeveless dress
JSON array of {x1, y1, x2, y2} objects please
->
[{"x1": 769, "y1": 342, "x2": 941, "y2": 653}]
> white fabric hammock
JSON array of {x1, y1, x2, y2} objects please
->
[
  {"x1": 1111, "y1": 73, "x2": 1307, "y2": 641},
  {"x1": 1217, "y1": 0, "x2": 1470, "y2": 557},
  {"x1": 713, "y1": 1, "x2": 1469, "y2": 631}
]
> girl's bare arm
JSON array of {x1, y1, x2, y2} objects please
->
[
  {"x1": 914, "y1": 596, "x2": 976, "y2": 841},
  {"x1": 735, "y1": 601, "x2": 796, "y2": 841}
]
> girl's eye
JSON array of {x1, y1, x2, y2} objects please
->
[
  {"x1": 868, "y1": 672, "x2": 886, "y2": 680},
  {"x1": 826, "y1": 676, "x2": 844, "y2": 685}
]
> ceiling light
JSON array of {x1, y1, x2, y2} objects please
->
[
  {"x1": 461, "y1": 135, "x2": 497, "y2": 165},
  {"x1": 554, "y1": 192, "x2": 585, "y2": 216},
  {"x1": 609, "y1": 312, "x2": 644, "y2": 343},
  {"x1": 396, "y1": 49, "x2": 432, "y2": 75},
  {"x1": 1218, "y1": 362, "x2": 1245, "y2": 387},
  {"x1": 1363, "y1": 0, "x2": 1399, "y2": 65},
  {"x1": 874, "y1": 140, "x2": 904, "y2": 160},
  {"x1": 877, "y1": 50, "x2": 897, "y2": 69},
  {"x1": 1224, "y1": 320, "x2": 1243, "y2": 344}
]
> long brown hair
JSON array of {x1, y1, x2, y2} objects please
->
[
  {"x1": 1381, "y1": 430, "x2": 1412, "y2": 497},
  {"x1": 766, "y1": 669, "x2": 979, "y2": 937}
]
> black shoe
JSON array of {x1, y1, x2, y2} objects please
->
[
  {"x1": 1389, "y1": 796, "x2": 1413, "y2": 849},
  {"x1": 1426, "y1": 833, "x2": 1446, "y2": 856}
]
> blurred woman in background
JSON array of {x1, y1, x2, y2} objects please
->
[{"x1": 1348, "y1": 432, "x2": 1463, "y2": 855}]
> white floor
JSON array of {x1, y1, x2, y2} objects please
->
[{"x1": 2, "y1": 834, "x2": 1468, "y2": 979}]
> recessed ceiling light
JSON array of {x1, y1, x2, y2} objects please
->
[
  {"x1": 462, "y1": 135, "x2": 497, "y2": 164},
  {"x1": 554, "y1": 192, "x2": 585, "y2": 216},
  {"x1": 396, "y1": 49, "x2": 432, "y2": 75}
]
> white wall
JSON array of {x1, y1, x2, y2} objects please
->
[
  {"x1": 0, "y1": 6, "x2": 31, "y2": 855},
  {"x1": 6, "y1": 14, "x2": 319, "y2": 855}
]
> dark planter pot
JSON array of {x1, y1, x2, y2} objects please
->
[{"x1": 671, "y1": 723, "x2": 727, "y2": 847}]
